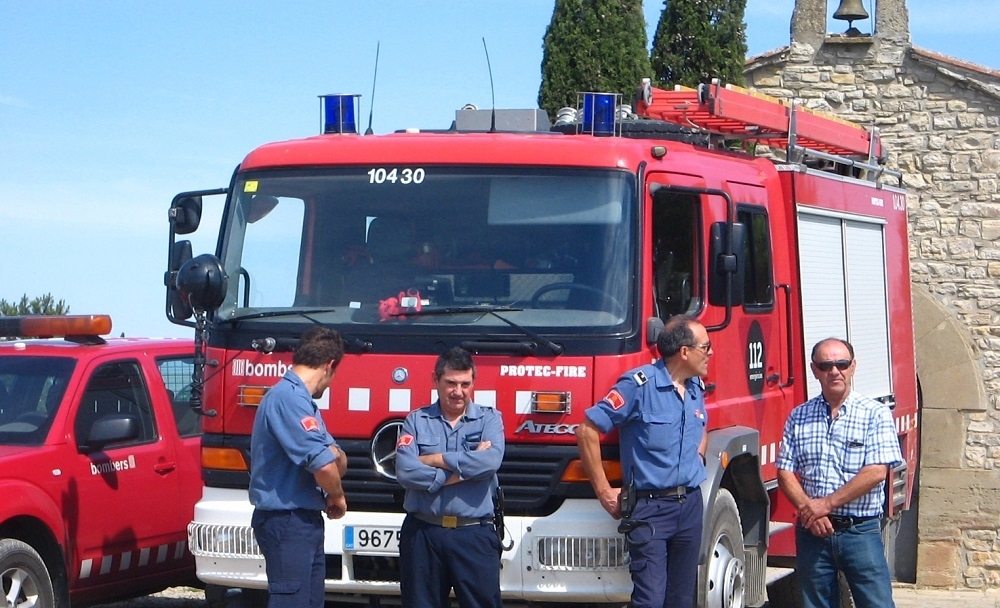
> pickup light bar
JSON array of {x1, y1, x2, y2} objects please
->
[{"x1": 0, "y1": 314, "x2": 112, "y2": 339}]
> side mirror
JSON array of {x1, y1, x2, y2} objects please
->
[
  {"x1": 166, "y1": 240, "x2": 194, "y2": 321},
  {"x1": 169, "y1": 196, "x2": 203, "y2": 236},
  {"x1": 646, "y1": 317, "x2": 665, "y2": 346},
  {"x1": 80, "y1": 414, "x2": 139, "y2": 453},
  {"x1": 708, "y1": 221, "x2": 746, "y2": 307}
]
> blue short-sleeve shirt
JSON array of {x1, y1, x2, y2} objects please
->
[
  {"x1": 249, "y1": 370, "x2": 339, "y2": 511},
  {"x1": 585, "y1": 360, "x2": 708, "y2": 490}
]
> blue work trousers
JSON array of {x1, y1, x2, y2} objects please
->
[
  {"x1": 251, "y1": 508, "x2": 326, "y2": 608},
  {"x1": 795, "y1": 517, "x2": 895, "y2": 608},
  {"x1": 626, "y1": 486, "x2": 703, "y2": 608},
  {"x1": 399, "y1": 514, "x2": 502, "y2": 608}
]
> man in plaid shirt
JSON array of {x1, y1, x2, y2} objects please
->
[{"x1": 776, "y1": 338, "x2": 902, "y2": 608}]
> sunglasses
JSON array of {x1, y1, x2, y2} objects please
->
[
  {"x1": 687, "y1": 342, "x2": 712, "y2": 353},
  {"x1": 814, "y1": 359, "x2": 852, "y2": 372}
]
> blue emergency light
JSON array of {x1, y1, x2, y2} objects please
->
[
  {"x1": 581, "y1": 92, "x2": 618, "y2": 136},
  {"x1": 319, "y1": 94, "x2": 360, "y2": 134}
]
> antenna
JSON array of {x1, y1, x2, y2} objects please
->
[
  {"x1": 482, "y1": 37, "x2": 496, "y2": 132},
  {"x1": 365, "y1": 42, "x2": 380, "y2": 135}
]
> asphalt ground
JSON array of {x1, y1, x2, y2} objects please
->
[{"x1": 88, "y1": 584, "x2": 1000, "y2": 608}]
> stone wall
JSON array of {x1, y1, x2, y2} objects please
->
[{"x1": 745, "y1": 0, "x2": 1000, "y2": 588}]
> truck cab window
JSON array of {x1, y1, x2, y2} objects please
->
[
  {"x1": 74, "y1": 361, "x2": 156, "y2": 450},
  {"x1": 737, "y1": 206, "x2": 774, "y2": 309},
  {"x1": 652, "y1": 192, "x2": 701, "y2": 320},
  {"x1": 157, "y1": 357, "x2": 198, "y2": 437}
]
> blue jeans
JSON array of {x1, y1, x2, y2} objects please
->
[
  {"x1": 251, "y1": 509, "x2": 326, "y2": 608},
  {"x1": 795, "y1": 517, "x2": 895, "y2": 608}
]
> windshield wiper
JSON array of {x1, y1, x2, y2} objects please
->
[
  {"x1": 395, "y1": 305, "x2": 564, "y2": 356},
  {"x1": 223, "y1": 307, "x2": 338, "y2": 323}
]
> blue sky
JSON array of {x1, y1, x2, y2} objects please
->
[{"x1": 2, "y1": 1, "x2": 997, "y2": 339}]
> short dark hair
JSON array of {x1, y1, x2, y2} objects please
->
[
  {"x1": 434, "y1": 347, "x2": 476, "y2": 380},
  {"x1": 293, "y1": 326, "x2": 344, "y2": 369},
  {"x1": 657, "y1": 315, "x2": 697, "y2": 358},
  {"x1": 810, "y1": 337, "x2": 855, "y2": 362}
]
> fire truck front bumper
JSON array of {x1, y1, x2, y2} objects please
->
[{"x1": 188, "y1": 489, "x2": 631, "y2": 602}]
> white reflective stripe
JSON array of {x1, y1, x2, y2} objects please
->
[
  {"x1": 388, "y1": 389, "x2": 411, "y2": 412},
  {"x1": 770, "y1": 443, "x2": 776, "y2": 464},
  {"x1": 100, "y1": 555, "x2": 113, "y2": 575},
  {"x1": 120, "y1": 551, "x2": 132, "y2": 571},
  {"x1": 139, "y1": 547, "x2": 151, "y2": 567},
  {"x1": 348, "y1": 387, "x2": 371, "y2": 411},
  {"x1": 80, "y1": 559, "x2": 93, "y2": 579},
  {"x1": 316, "y1": 390, "x2": 330, "y2": 410},
  {"x1": 156, "y1": 544, "x2": 168, "y2": 564},
  {"x1": 515, "y1": 391, "x2": 532, "y2": 414},
  {"x1": 760, "y1": 444, "x2": 768, "y2": 465},
  {"x1": 475, "y1": 390, "x2": 497, "y2": 409},
  {"x1": 174, "y1": 541, "x2": 186, "y2": 560}
]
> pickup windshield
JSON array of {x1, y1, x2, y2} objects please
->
[
  {"x1": 0, "y1": 356, "x2": 75, "y2": 446},
  {"x1": 216, "y1": 167, "x2": 636, "y2": 335}
]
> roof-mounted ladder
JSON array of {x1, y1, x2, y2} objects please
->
[{"x1": 634, "y1": 78, "x2": 902, "y2": 183}]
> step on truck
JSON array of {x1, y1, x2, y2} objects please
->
[{"x1": 168, "y1": 78, "x2": 917, "y2": 607}]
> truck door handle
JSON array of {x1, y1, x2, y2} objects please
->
[{"x1": 153, "y1": 461, "x2": 177, "y2": 474}]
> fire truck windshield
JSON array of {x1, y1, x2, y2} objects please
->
[
  {"x1": 0, "y1": 356, "x2": 75, "y2": 446},
  {"x1": 216, "y1": 167, "x2": 636, "y2": 338}
]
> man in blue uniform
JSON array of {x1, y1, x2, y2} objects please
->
[
  {"x1": 577, "y1": 315, "x2": 711, "y2": 608},
  {"x1": 777, "y1": 338, "x2": 902, "y2": 608},
  {"x1": 249, "y1": 326, "x2": 348, "y2": 608},
  {"x1": 395, "y1": 347, "x2": 505, "y2": 608}
]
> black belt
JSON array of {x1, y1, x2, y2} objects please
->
[
  {"x1": 828, "y1": 514, "x2": 880, "y2": 531},
  {"x1": 636, "y1": 486, "x2": 696, "y2": 499},
  {"x1": 412, "y1": 513, "x2": 491, "y2": 529}
]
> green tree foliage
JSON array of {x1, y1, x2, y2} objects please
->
[
  {"x1": 539, "y1": 0, "x2": 651, "y2": 120},
  {"x1": 650, "y1": 0, "x2": 748, "y2": 89},
  {"x1": 0, "y1": 293, "x2": 70, "y2": 316}
]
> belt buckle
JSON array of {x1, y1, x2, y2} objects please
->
[{"x1": 441, "y1": 515, "x2": 458, "y2": 528}]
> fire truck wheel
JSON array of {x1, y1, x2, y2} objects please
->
[
  {"x1": 0, "y1": 538, "x2": 56, "y2": 608},
  {"x1": 698, "y1": 489, "x2": 745, "y2": 608}
]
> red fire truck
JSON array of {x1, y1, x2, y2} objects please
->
[
  {"x1": 168, "y1": 79, "x2": 917, "y2": 607},
  {"x1": 0, "y1": 315, "x2": 199, "y2": 607}
]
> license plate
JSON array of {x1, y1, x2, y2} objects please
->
[{"x1": 343, "y1": 526, "x2": 401, "y2": 555}]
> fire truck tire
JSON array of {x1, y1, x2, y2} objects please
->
[
  {"x1": 230, "y1": 587, "x2": 268, "y2": 608},
  {"x1": 698, "y1": 489, "x2": 745, "y2": 608},
  {"x1": 0, "y1": 538, "x2": 56, "y2": 608}
]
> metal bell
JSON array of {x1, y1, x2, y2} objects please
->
[{"x1": 833, "y1": 0, "x2": 870, "y2": 34}]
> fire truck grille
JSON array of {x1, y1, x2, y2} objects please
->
[
  {"x1": 188, "y1": 523, "x2": 261, "y2": 558},
  {"x1": 341, "y1": 439, "x2": 586, "y2": 516}
]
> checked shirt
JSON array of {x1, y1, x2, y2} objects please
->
[{"x1": 776, "y1": 391, "x2": 902, "y2": 517}]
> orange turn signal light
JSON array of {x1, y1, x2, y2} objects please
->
[
  {"x1": 201, "y1": 446, "x2": 248, "y2": 471},
  {"x1": 561, "y1": 458, "x2": 622, "y2": 484},
  {"x1": 238, "y1": 385, "x2": 269, "y2": 408}
]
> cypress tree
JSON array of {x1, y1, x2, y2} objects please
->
[
  {"x1": 539, "y1": 0, "x2": 651, "y2": 120},
  {"x1": 650, "y1": 0, "x2": 748, "y2": 89}
]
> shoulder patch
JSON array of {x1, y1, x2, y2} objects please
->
[
  {"x1": 603, "y1": 389, "x2": 626, "y2": 410},
  {"x1": 632, "y1": 370, "x2": 648, "y2": 386},
  {"x1": 397, "y1": 434, "x2": 414, "y2": 448},
  {"x1": 301, "y1": 416, "x2": 320, "y2": 432}
]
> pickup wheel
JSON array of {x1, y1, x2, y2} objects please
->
[{"x1": 0, "y1": 538, "x2": 55, "y2": 608}]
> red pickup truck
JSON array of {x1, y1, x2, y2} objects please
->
[{"x1": 0, "y1": 315, "x2": 200, "y2": 607}]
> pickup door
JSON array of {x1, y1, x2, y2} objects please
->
[{"x1": 67, "y1": 354, "x2": 197, "y2": 590}]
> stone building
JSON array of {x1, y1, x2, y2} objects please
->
[{"x1": 744, "y1": 0, "x2": 999, "y2": 589}]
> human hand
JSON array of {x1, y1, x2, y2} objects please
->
[
  {"x1": 798, "y1": 496, "x2": 832, "y2": 528},
  {"x1": 325, "y1": 495, "x2": 347, "y2": 519},
  {"x1": 598, "y1": 487, "x2": 622, "y2": 520},
  {"x1": 475, "y1": 440, "x2": 492, "y2": 451},
  {"x1": 808, "y1": 516, "x2": 834, "y2": 538}
]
